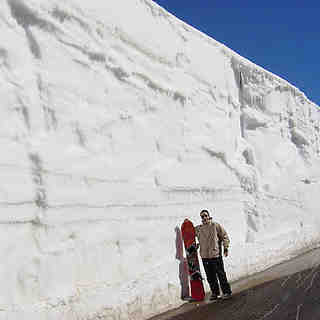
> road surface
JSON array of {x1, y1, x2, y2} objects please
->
[{"x1": 150, "y1": 247, "x2": 320, "y2": 320}]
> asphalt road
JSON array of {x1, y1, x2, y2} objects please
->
[{"x1": 150, "y1": 247, "x2": 320, "y2": 320}]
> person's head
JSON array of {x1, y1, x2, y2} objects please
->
[{"x1": 200, "y1": 209, "x2": 211, "y2": 224}]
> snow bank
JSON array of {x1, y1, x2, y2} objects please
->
[{"x1": 0, "y1": 0, "x2": 319, "y2": 319}]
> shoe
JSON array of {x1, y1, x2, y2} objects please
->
[
  {"x1": 209, "y1": 294, "x2": 219, "y2": 301},
  {"x1": 221, "y1": 293, "x2": 232, "y2": 299}
]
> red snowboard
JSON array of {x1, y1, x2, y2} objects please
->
[{"x1": 181, "y1": 219, "x2": 205, "y2": 301}]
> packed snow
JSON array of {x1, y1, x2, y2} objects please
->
[{"x1": 0, "y1": 0, "x2": 320, "y2": 319}]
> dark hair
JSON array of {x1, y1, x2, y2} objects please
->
[{"x1": 200, "y1": 209, "x2": 210, "y2": 215}]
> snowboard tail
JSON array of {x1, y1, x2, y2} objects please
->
[{"x1": 190, "y1": 280, "x2": 205, "y2": 301}]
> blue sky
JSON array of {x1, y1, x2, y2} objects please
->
[{"x1": 153, "y1": 1, "x2": 320, "y2": 106}]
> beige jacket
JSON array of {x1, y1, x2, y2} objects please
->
[{"x1": 195, "y1": 221, "x2": 230, "y2": 259}]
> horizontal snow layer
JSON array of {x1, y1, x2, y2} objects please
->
[{"x1": 0, "y1": 0, "x2": 320, "y2": 319}]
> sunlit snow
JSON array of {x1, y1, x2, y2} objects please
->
[{"x1": 0, "y1": 0, "x2": 320, "y2": 319}]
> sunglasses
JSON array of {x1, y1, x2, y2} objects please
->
[{"x1": 200, "y1": 214, "x2": 209, "y2": 219}]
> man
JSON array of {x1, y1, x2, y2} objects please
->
[{"x1": 195, "y1": 209, "x2": 232, "y2": 301}]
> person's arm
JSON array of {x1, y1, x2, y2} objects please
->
[
  {"x1": 195, "y1": 225, "x2": 200, "y2": 249},
  {"x1": 195, "y1": 225, "x2": 199, "y2": 238},
  {"x1": 216, "y1": 223, "x2": 230, "y2": 257}
]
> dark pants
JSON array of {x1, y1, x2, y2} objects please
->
[{"x1": 202, "y1": 257, "x2": 232, "y2": 295}]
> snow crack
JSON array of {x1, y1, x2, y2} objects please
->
[
  {"x1": 8, "y1": 0, "x2": 57, "y2": 32},
  {"x1": 0, "y1": 47, "x2": 8, "y2": 67},
  {"x1": 0, "y1": 218, "x2": 37, "y2": 225},
  {"x1": 74, "y1": 123, "x2": 86, "y2": 147},
  {"x1": 7, "y1": 0, "x2": 47, "y2": 59},
  {"x1": 202, "y1": 147, "x2": 228, "y2": 166},
  {"x1": 133, "y1": 72, "x2": 187, "y2": 105},
  {"x1": 0, "y1": 201, "x2": 33, "y2": 207},
  {"x1": 14, "y1": 99, "x2": 31, "y2": 130},
  {"x1": 116, "y1": 27, "x2": 173, "y2": 67},
  {"x1": 25, "y1": 27, "x2": 41, "y2": 59},
  {"x1": 0, "y1": 162, "x2": 128, "y2": 185},
  {"x1": 29, "y1": 152, "x2": 48, "y2": 210},
  {"x1": 244, "y1": 201, "x2": 259, "y2": 242},
  {"x1": 57, "y1": 38, "x2": 106, "y2": 63},
  {"x1": 51, "y1": 5, "x2": 89, "y2": 32},
  {"x1": 105, "y1": 63, "x2": 129, "y2": 82},
  {"x1": 202, "y1": 145, "x2": 259, "y2": 194}
]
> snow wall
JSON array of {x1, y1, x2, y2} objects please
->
[{"x1": 1, "y1": 0, "x2": 320, "y2": 319}]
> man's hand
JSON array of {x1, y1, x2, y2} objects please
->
[{"x1": 224, "y1": 248, "x2": 229, "y2": 257}]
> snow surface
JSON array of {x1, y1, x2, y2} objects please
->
[{"x1": 0, "y1": 0, "x2": 320, "y2": 319}]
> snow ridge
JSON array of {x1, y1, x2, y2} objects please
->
[{"x1": 0, "y1": 0, "x2": 320, "y2": 319}]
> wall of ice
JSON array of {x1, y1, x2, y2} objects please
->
[{"x1": 1, "y1": 0, "x2": 320, "y2": 319}]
